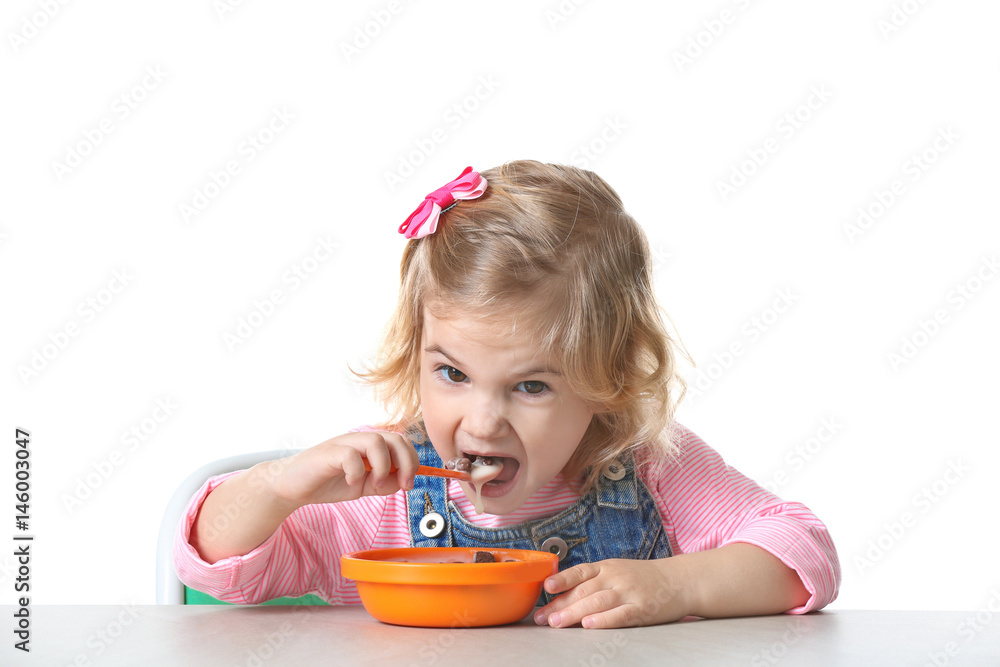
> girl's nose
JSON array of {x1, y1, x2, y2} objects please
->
[{"x1": 461, "y1": 397, "x2": 509, "y2": 441}]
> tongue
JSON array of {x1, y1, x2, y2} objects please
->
[{"x1": 491, "y1": 457, "x2": 519, "y2": 483}]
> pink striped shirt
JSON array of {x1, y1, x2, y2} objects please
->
[{"x1": 173, "y1": 423, "x2": 840, "y2": 613}]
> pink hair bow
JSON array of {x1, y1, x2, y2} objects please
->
[{"x1": 398, "y1": 166, "x2": 488, "y2": 239}]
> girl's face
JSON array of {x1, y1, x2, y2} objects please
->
[{"x1": 419, "y1": 306, "x2": 596, "y2": 514}]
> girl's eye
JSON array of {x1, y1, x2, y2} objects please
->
[
  {"x1": 516, "y1": 380, "x2": 548, "y2": 395},
  {"x1": 438, "y1": 366, "x2": 468, "y2": 383}
]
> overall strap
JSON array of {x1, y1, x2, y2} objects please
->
[{"x1": 405, "y1": 439, "x2": 451, "y2": 547}]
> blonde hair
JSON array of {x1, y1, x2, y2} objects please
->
[{"x1": 356, "y1": 160, "x2": 690, "y2": 493}]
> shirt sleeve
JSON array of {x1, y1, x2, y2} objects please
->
[
  {"x1": 172, "y1": 470, "x2": 410, "y2": 605},
  {"x1": 649, "y1": 423, "x2": 841, "y2": 614}
]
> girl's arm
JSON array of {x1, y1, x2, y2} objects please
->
[
  {"x1": 189, "y1": 430, "x2": 418, "y2": 564},
  {"x1": 189, "y1": 461, "x2": 300, "y2": 564},
  {"x1": 682, "y1": 542, "x2": 810, "y2": 617}
]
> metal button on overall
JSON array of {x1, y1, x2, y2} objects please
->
[
  {"x1": 419, "y1": 512, "x2": 446, "y2": 538},
  {"x1": 601, "y1": 459, "x2": 626, "y2": 481},
  {"x1": 540, "y1": 536, "x2": 569, "y2": 561}
]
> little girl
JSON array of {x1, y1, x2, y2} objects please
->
[{"x1": 175, "y1": 160, "x2": 840, "y2": 628}]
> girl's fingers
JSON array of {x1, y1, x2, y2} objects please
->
[
  {"x1": 544, "y1": 562, "x2": 599, "y2": 594},
  {"x1": 574, "y1": 604, "x2": 645, "y2": 629},
  {"x1": 356, "y1": 431, "x2": 420, "y2": 493},
  {"x1": 362, "y1": 439, "x2": 394, "y2": 490},
  {"x1": 534, "y1": 595, "x2": 574, "y2": 626},
  {"x1": 334, "y1": 447, "x2": 368, "y2": 486},
  {"x1": 540, "y1": 587, "x2": 619, "y2": 628},
  {"x1": 536, "y1": 560, "x2": 684, "y2": 629},
  {"x1": 535, "y1": 566, "x2": 602, "y2": 625},
  {"x1": 381, "y1": 432, "x2": 419, "y2": 490},
  {"x1": 310, "y1": 430, "x2": 420, "y2": 498}
]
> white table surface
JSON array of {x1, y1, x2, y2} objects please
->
[{"x1": 9, "y1": 605, "x2": 999, "y2": 666}]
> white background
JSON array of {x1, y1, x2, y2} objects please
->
[{"x1": 2, "y1": 0, "x2": 998, "y2": 614}]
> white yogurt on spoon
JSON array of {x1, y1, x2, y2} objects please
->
[{"x1": 469, "y1": 457, "x2": 503, "y2": 514}]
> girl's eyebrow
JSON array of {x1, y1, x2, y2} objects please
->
[
  {"x1": 424, "y1": 344, "x2": 562, "y2": 376},
  {"x1": 424, "y1": 344, "x2": 462, "y2": 368}
]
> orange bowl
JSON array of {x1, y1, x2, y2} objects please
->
[{"x1": 341, "y1": 547, "x2": 558, "y2": 627}]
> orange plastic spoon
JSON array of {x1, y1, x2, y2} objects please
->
[{"x1": 363, "y1": 459, "x2": 471, "y2": 482}]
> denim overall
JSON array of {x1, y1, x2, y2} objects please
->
[{"x1": 405, "y1": 437, "x2": 672, "y2": 605}]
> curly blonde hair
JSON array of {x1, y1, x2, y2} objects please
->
[{"x1": 356, "y1": 160, "x2": 690, "y2": 493}]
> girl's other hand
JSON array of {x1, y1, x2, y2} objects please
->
[
  {"x1": 263, "y1": 431, "x2": 419, "y2": 510},
  {"x1": 533, "y1": 545, "x2": 809, "y2": 628},
  {"x1": 533, "y1": 558, "x2": 692, "y2": 629}
]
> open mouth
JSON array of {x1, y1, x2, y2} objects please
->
[{"x1": 462, "y1": 452, "x2": 520, "y2": 486}]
